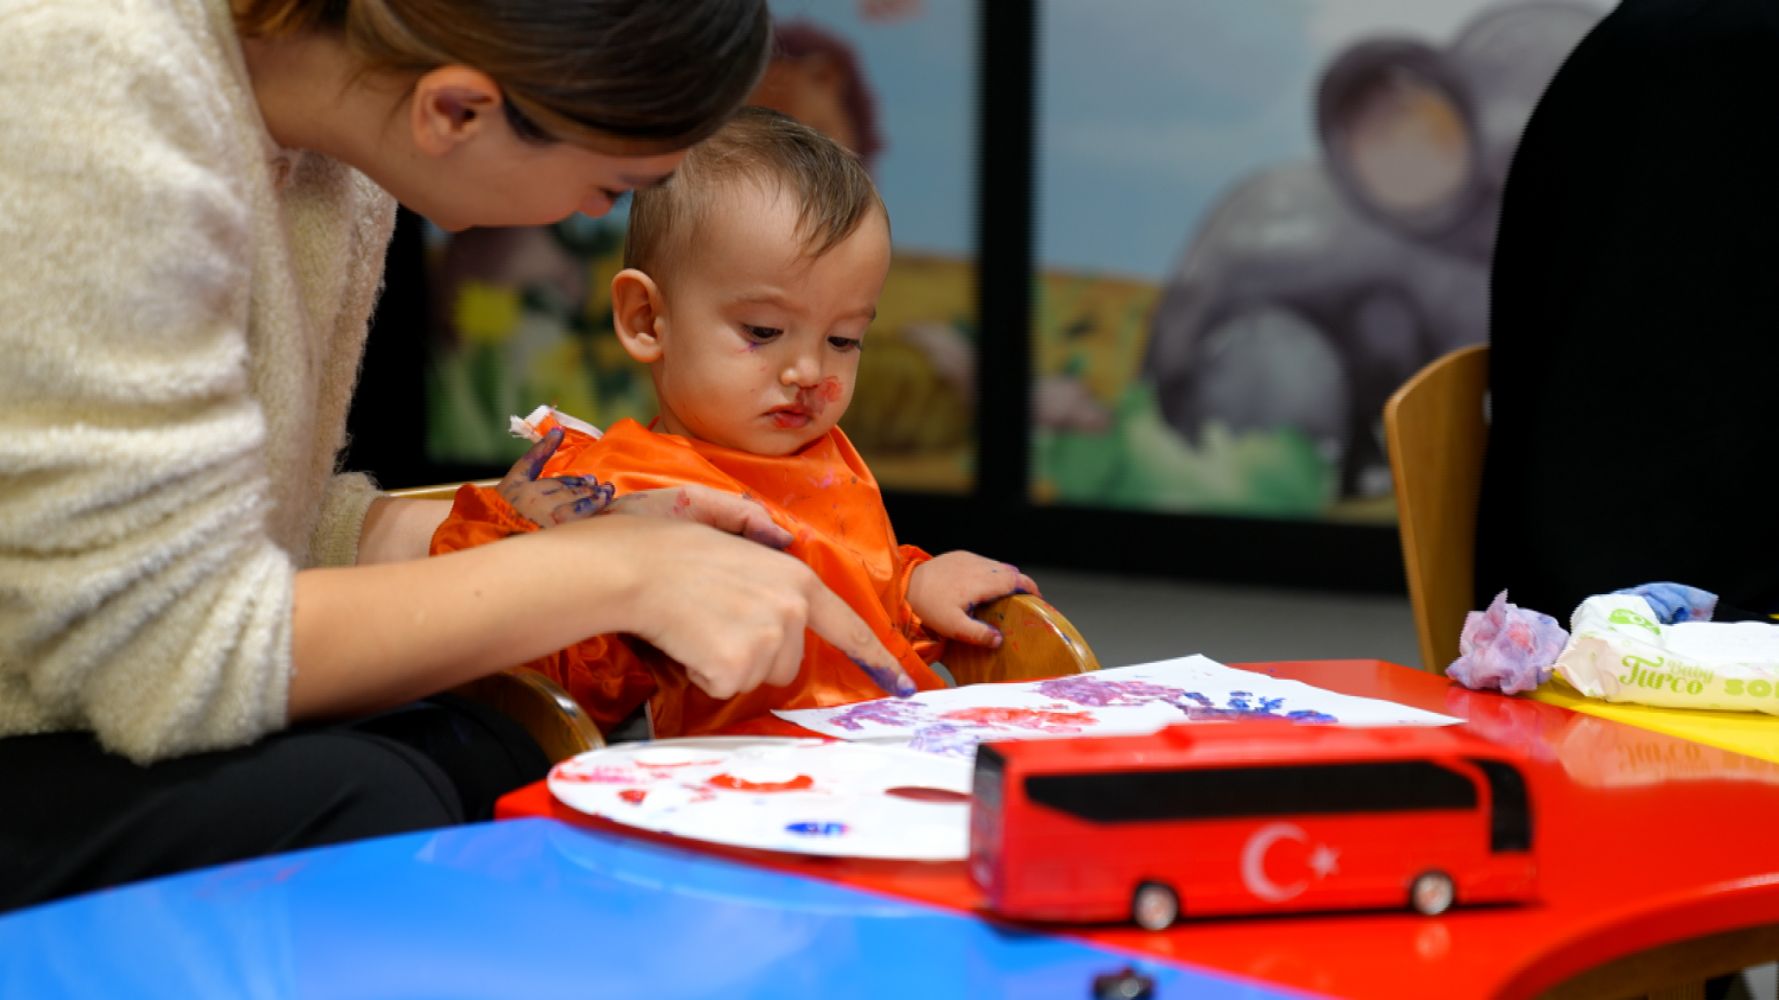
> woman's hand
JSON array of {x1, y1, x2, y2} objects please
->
[
  {"x1": 480, "y1": 432, "x2": 901, "y2": 698},
  {"x1": 602, "y1": 484, "x2": 793, "y2": 550},
  {"x1": 496, "y1": 428, "x2": 617, "y2": 526},
  {"x1": 294, "y1": 507, "x2": 910, "y2": 722},
  {"x1": 907, "y1": 552, "x2": 1039, "y2": 648},
  {"x1": 590, "y1": 516, "x2": 913, "y2": 698}
]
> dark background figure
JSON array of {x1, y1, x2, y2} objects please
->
[{"x1": 1475, "y1": 0, "x2": 1779, "y2": 621}]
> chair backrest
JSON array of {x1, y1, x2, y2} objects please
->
[
  {"x1": 455, "y1": 669, "x2": 605, "y2": 761},
  {"x1": 1383, "y1": 343, "x2": 1489, "y2": 673},
  {"x1": 941, "y1": 594, "x2": 1099, "y2": 684}
]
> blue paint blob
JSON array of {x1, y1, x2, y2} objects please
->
[{"x1": 786, "y1": 821, "x2": 848, "y2": 837}]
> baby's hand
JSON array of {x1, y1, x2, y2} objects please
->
[
  {"x1": 907, "y1": 551, "x2": 1039, "y2": 647},
  {"x1": 497, "y1": 428, "x2": 616, "y2": 527}
]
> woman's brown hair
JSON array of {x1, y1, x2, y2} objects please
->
[{"x1": 233, "y1": 0, "x2": 770, "y2": 153}]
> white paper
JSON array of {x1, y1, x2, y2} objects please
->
[
  {"x1": 775, "y1": 655, "x2": 1460, "y2": 757},
  {"x1": 547, "y1": 737, "x2": 974, "y2": 859}
]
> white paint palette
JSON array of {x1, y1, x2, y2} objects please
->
[{"x1": 547, "y1": 737, "x2": 974, "y2": 860}]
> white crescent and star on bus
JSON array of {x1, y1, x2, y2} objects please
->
[{"x1": 1240, "y1": 822, "x2": 1341, "y2": 902}]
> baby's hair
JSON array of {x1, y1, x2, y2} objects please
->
[
  {"x1": 231, "y1": 0, "x2": 769, "y2": 154},
  {"x1": 623, "y1": 106, "x2": 886, "y2": 277}
]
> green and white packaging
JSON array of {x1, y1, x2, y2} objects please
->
[{"x1": 1554, "y1": 594, "x2": 1779, "y2": 713}]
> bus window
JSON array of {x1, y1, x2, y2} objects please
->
[
  {"x1": 1470, "y1": 757, "x2": 1532, "y2": 852},
  {"x1": 1024, "y1": 760, "x2": 1478, "y2": 823}
]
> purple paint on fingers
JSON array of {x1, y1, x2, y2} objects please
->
[
  {"x1": 850, "y1": 655, "x2": 917, "y2": 698},
  {"x1": 743, "y1": 520, "x2": 795, "y2": 550},
  {"x1": 521, "y1": 427, "x2": 564, "y2": 480}
]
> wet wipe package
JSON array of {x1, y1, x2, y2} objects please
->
[{"x1": 1553, "y1": 594, "x2": 1779, "y2": 714}]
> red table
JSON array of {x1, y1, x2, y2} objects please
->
[{"x1": 498, "y1": 660, "x2": 1779, "y2": 998}]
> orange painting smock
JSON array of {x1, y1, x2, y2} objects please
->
[{"x1": 430, "y1": 418, "x2": 945, "y2": 738}]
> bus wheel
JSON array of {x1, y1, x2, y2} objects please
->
[
  {"x1": 1409, "y1": 871, "x2": 1455, "y2": 916},
  {"x1": 1131, "y1": 881, "x2": 1180, "y2": 931}
]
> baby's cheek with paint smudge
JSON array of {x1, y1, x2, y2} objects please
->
[{"x1": 800, "y1": 376, "x2": 846, "y2": 416}]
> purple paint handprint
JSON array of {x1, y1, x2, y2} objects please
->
[
  {"x1": 907, "y1": 723, "x2": 980, "y2": 757},
  {"x1": 1035, "y1": 676, "x2": 1190, "y2": 707},
  {"x1": 824, "y1": 697, "x2": 929, "y2": 732}
]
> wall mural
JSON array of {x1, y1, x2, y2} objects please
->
[{"x1": 1033, "y1": 0, "x2": 1605, "y2": 521}]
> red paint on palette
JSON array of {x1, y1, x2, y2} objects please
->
[{"x1": 708, "y1": 773, "x2": 816, "y2": 793}]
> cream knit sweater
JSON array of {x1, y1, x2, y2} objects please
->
[{"x1": 0, "y1": 0, "x2": 397, "y2": 761}]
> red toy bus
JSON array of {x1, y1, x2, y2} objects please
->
[{"x1": 968, "y1": 722, "x2": 1536, "y2": 928}]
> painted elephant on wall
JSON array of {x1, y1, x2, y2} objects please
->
[{"x1": 1142, "y1": 2, "x2": 1602, "y2": 499}]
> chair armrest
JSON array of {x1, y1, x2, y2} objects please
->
[
  {"x1": 450, "y1": 669, "x2": 604, "y2": 763},
  {"x1": 381, "y1": 481, "x2": 600, "y2": 762},
  {"x1": 941, "y1": 594, "x2": 1099, "y2": 685},
  {"x1": 383, "y1": 479, "x2": 500, "y2": 502}
]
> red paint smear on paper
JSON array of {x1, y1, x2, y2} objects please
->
[
  {"x1": 708, "y1": 773, "x2": 816, "y2": 793},
  {"x1": 618, "y1": 788, "x2": 649, "y2": 805},
  {"x1": 884, "y1": 785, "x2": 971, "y2": 804},
  {"x1": 940, "y1": 706, "x2": 1097, "y2": 732}
]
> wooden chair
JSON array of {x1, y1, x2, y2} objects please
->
[
  {"x1": 1386, "y1": 348, "x2": 1768, "y2": 1000},
  {"x1": 1382, "y1": 343, "x2": 1489, "y2": 673},
  {"x1": 383, "y1": 482, "x2": 1098, "y2": 759},
  {"x1": 941, "y1": 593, "x2": 1099, "y2": 683}
]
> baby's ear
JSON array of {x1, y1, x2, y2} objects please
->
[{"x1": 611, "y1": 268, "x2": 666, "y2": 362}]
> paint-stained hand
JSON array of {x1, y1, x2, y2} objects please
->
[
  {"x1": 603, "y1": 484, "x2": 794, "y2": 550},
  {"x1": 497, "y1": 428, "x2": 616, "y2": 526},
  {"x1": 610, "y1": 520, "x2": 915, "y2": 699},
  {"x1": 499, "y1": 434, "x2": 792, "y2": 550},
  {"x1": 907, "y1": 552, "x2": 1040, "y2": 647}
]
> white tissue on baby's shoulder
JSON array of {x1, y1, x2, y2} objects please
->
[{"x1": 507, "y1": 404, "x2": 604, "y2": 442}]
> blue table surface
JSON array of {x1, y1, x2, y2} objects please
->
[{"x1": 0, "y1": 818, "x2": 1310, "y2": 999}]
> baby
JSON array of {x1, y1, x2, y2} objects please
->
[{"x1": 431, "y1": 107, "x2": 1035, "y2": 738}]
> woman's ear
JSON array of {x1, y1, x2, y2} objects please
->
[
  {"x1": 410, "y1": 65, "x2": 504, "y2": 157},
  {"x1": 611, "y1": 268, "x2": 667, "y2": 362}
]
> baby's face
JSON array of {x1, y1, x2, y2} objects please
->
[{"x1": 650, "y1": 182, "x2": 890, "y2": 455}]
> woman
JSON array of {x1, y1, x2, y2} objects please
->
[
  {"x1": 0, "y1": 0, "x2": 905, "y2": 910},
  {"x1": 1475, "y1": 0, "x2": 1779, "y2": 622}
]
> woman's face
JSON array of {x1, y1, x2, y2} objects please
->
[
  {"x1": 368, "y1": 67, "x2": 688, "y2": 231},
  {"x1": 399, "y1": 130, "x2": 686, "y2": 232}
]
